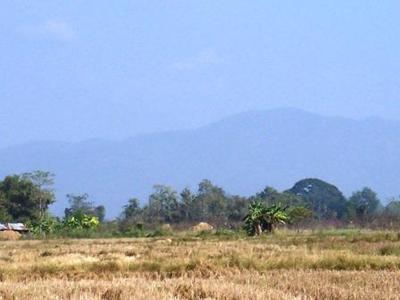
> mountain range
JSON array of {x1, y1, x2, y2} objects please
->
[{"x1": 1, "y1": 108, "x2": 399, "y2": 217}]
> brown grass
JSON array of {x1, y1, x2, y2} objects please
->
[{"x1": 0, "y1": 230, "x2": 399, "y2": 299}]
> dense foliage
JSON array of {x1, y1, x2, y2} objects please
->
[
  {"x1": 1, "y1": 171, "x2": 400, "y2": 237},
  {"x1": 286, "y1": 178, "x2": 347, "y2": 220},
  {"x1": 0, "y1": 172, "x2": 55, "y2": 223},
  {"x1": 243, "y1": 201, "x2": 289, "y2": 235}
]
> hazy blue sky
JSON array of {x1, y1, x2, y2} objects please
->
[{"x1": 1, "y1": 1, "x2": 400, "y2": 147}]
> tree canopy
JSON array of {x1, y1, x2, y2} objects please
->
[
  {"x1": 286, "y1": 178, "x2": 347, "y2": 220},
  {"x1": 0, "y1": 174, "x2": 55, "y2": 223},
  {"x1": 0, "y1": 170, "x2": 397, "y2": 231}
]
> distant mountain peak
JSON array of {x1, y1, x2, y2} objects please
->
[{"x1": 0, "y1": 108, "x2": 399, "y2": 217}]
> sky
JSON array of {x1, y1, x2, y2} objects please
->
[{"x1": 1, "y1": 1, "x2": 400, "y2": 148}]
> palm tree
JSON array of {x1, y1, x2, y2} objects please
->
[{"x1": 243, "y1": 201, "x2": 288, "y2": 236}]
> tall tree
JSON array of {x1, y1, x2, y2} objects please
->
[
  {"x1": 347, "y1": 187, "x2": 381, "y2": 222},
  {"x1": 226, "y1": 195, "x2": 248, "y2": 222},
  {"x1": 93, "y1": 205, "x2": 106, "y2": 223},
  {"x1": 121, "y1": 198, "x2": 142, "y2": 220},
  {"x1": 64, "y1": 193, "x2": 106, "y2": 222},
  {"x1": 251, "y1": 186, "x2": 305, "y2": 207},
  {"x1": 64, "y1": 193, "x2": 93, "y2": 218},
  {"x1": 0, "y1": 191, "x2": 10, "y2": 221},
  {"x1": 21, "y1": 170, "x2": 55, "y2": 219},
  {"x1": 286, "y1": 178, "x2": 347, "y2": 220},
  {"x1": 147, "y1": 185, "x2": 180, "y2": 223},
  {"x1": 383, "y1": 198, "x2": 400, "y2": 225},
  {"x1": 0, "y1": 175, "x2": 45, "y2": 222},
  {"x1": 180, "y1": 187, "x2": 195, "y2": 221},
  {"x1": 195, "y1": 179, "x2": 227, "y2": 221}
]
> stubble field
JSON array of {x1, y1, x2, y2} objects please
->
[{"x1": 0, "y1": 229, "x2": 400, "y2": 299}]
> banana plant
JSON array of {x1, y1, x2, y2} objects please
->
[
  {"x1": 64, "y1": 213, "x2": 99, "y2": 230},
  {"x1": 243, "y1": 201, "x2": 289, "y2": 236}
]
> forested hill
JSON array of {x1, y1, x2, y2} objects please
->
[{"x1": 1, "y1": 108, "x2": 399, "y2": 216}]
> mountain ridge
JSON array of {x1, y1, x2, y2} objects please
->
[{"x1": 1, "y1": 108, "x2": 399, "y2": 217}]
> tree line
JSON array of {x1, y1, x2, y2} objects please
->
[
  {"x1": 1, "y1": 171, "x2": 400, "y2": 234},
  {"x1": 119, "y1": 178, "x2": 399, "y2": 229}
]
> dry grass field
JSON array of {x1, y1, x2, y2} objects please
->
[{"x1": 0, "y1": 229, "x2": 400, "y2": 299}]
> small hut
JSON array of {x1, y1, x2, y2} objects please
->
[{"x1": 0, "y1": 223, "x2": 29, "y2": 233}]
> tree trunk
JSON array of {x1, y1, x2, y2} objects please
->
[
  {"x1": 255, "y1": 223, "x2": 262, "y2": 236},
  {"x1": 264, "y1": 222, "x2": 273, "y2": 233}
]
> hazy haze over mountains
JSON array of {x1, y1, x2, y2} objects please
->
[
  {"x1": 2, "y1": 2, "x2": 400, "y2": 149},
  {"x1": 0, "y1": 108, "x2": 399, "y2": 217}
]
